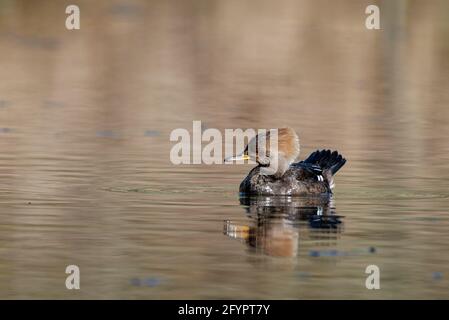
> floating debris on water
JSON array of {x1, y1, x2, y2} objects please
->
[
  {"x1": 144, "y1": 130, "x2": 161, "y2": 137},
  {"x1": 309, "y1": 247, "x2": 377, "y2": 257},
  {"x1": 297, "y1": 271, "x2": 311, "y2": 279},
  {"x1": 109, "y1": 3, "x2": 143, "y2": 17},
  {"x1": 43, "y1": 100, "x2": 64, "y2": 108},
  {"x1": 0, "y1": 100, "x2": 10, "y2": 108},
  {"x1": 96, "y1": 130, "x2": 120, "y2": 139},
  {"x1": 130, "y1": 277, "x2": 163, "y2": 287},
  {"x1": 432, "y1": 272, "x2": 443, "y2": 281}
]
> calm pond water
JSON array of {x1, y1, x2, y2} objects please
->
[{"x1": 1, "y1": 0, "x2": 449, "y2": 299}]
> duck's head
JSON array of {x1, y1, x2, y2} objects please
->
[{"x1": 224, "y1": 127, "x2": 300, "y2": 178}]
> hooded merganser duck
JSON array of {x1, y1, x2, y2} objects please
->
[{"x1": 224, "y1": 127, "x2": 346, "y2": 196}]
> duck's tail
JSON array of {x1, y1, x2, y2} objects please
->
[{"x1": 303, "y1": 149, "x2": 346, "y2": 189}]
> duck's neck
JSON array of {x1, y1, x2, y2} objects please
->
[{"x1": 259, "y1": 155, "x2": 291, "y2": 178}]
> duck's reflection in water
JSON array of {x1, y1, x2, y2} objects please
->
[{"x1": 224, "y1": 196, "x2": 344, "y2": 257}]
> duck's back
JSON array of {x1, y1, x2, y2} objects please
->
[{"x1": 239, "y1": 150, "x2": 346, "y2": 196}]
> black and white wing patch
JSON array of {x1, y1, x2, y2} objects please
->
[{"x1": 292, "y1": 162, "x2": 325, "y2": 182}]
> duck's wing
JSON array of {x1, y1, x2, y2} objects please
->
[
  {"x1": 295, "y1": 149, "x2": 347, "y2": 189},
  {"x1": 290, "y1": 161, "x2": 325, "y2": 181},
  {"x1": 300, "y1": 149, "x2": 346, "y2": 175}
]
